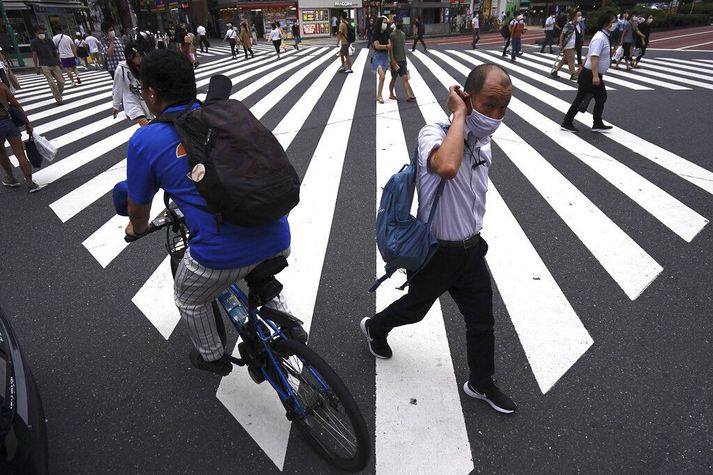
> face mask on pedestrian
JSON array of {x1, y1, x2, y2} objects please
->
[
  {"x1": 607, "y1": 22, "x2": 617, "y2": 32},
  {"x1": 37, "y1": 33, "x2": 46, "y2": 39},
  {"x1": 466, "y1": 98, "x2": 503, "y2": 139},
  {"x1": 516, "y1": 15, "x2": 523, "y2": 22},
  {"x1": 647, "y1": 18, "x2": 653, "y2": 24},
  {"x1": 576, "y1": 15, "x2": 582, "y2": 22},
  {"x1": 381, "y1": 22, "x2": 387, "y2": 32}
]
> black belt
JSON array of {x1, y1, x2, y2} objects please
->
[{"x1": 438, "y1": 233, "x2": 481, "y2": 249}]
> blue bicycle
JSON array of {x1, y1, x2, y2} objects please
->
[{"x1": 126, "y1": 195, "x2": 370, "y2": 472}]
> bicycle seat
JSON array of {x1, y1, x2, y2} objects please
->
[{"x1": 245, "y1": 256, "x2": 288, "y2": 305}]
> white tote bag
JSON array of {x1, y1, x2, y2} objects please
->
[{"x1": 32, "y1": 132, "x2": 57, "y2": 162}]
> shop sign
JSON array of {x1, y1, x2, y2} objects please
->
[{"x1": 334, "y1": 1, "x2": 358, "y2": 6}]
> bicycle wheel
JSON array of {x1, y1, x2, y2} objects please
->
[{"x1": 272, "y1": 339, "x2": 370, "y2": 473}]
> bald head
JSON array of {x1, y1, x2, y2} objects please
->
[
  {"x1": 464, "y1": 63, "x2": 511, "y2": 95},
  {"x1": 465, "y1": 64, "x2": 512, "y2": 120}
]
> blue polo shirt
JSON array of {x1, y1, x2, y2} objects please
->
[{"x1": 126, "y1": 103, "x2": 291, "y2": 270}]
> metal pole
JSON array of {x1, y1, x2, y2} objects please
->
[{"x1": 0, "y1": 0, "x2": 26, "y2": 67}]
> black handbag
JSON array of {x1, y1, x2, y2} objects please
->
[{"x1": 24, "y1": 138, "x2": 43, "y2": 168}]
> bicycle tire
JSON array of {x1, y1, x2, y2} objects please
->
[{"x1": 273, "y1": 339, "x2": 370, "y2": 473}]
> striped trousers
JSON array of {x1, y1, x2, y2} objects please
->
[{"x1": 174, "y1": 247, "x2": 291, "y2": 362}]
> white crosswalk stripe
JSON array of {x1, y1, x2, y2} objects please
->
[{"x1": 5, "y1": 44, "x2": 711, "y2": 473}]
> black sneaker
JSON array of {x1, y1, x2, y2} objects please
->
[
  {"x1": 189, "y1": 348, "x2": 233, "y2": 376},
  {"x1": 2, "y1": 176, "x2": 21, "y2": 188},
  {"x1": 560, "y1": 122, "x2": 579, "y2": 133},
  {"x1": 550, "y1": 69, "x2": 558, "y2": 77},
  {"x1": 463, "y1": 380, "x2": 517, "y2": 414},
  {"x1": 360, "y1": 317, "x2": 392, "y2": 359},
  {"x1": 592, "y1": 124, "x2": 613, "y2": 132}
]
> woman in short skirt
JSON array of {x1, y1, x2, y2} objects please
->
[{"x1": 371, "y1": 16, "x2": 391, "y2": 104}]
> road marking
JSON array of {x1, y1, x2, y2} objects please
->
[
  {"x1": 447, "y1": 50, "x2": 713, "y2": 199},
  {"x1": 215, "y1": 50, "x2": 368, "y2": 471},
  {"x1": 83, "y1": 193, "x2": 166, "y2": 268},
  {"x1": 648, "y1": 29, "x2": 713, "y2": 42},
  {"x1": 527, "y1": 52, "x2": 690, "y2": 90},
  {"x1": 413, "y1": 49, "x2": 594, "y2": 392},
  {"x1": 32, "y1": 126, "x2": 137, "y2": 187},
  {"x1": 438, "y1": 49, "x2": 578, "y2": 91},
  {"x1": 494, "y1": 123, "x2": 663, "y2": 299},
  {"x1": 373, "y1": 65, "x2": 474, "y2": 475},
  {"x1": 26, "y1": 91, "x2": 112, "y2": 122},
  {"x1": 696, "y1": 58, "x2": 713, "y2": 64},
  {"x1": 131, "y1": 256, "x2": 180, "y2": 339},
  {"x1": 650, "y1": 57, "x2": 713, "y2": 72},
  {"x1": 230, "y1": 48, "x2": 330, "y2": 101},
  {"x1": 626, "y1": 63, "x2": 713, "y2": 90},
  {"x1": 50, "y1": 158, "x2": 127, "y2": 222},
  {"x1": 635, "y1": 60, "x2": 713, "y2": 81},
  {"x1": 251, "y1": 54, "x2": 340, "y2": 120}
]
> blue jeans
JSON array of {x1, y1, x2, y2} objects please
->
[{"x1": 511, "y1": 37, "x2": 522, "y2": 60}]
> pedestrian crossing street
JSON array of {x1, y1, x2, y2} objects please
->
[{"x1": 6, "y1": 44, "x2": 713, "y2": 472}]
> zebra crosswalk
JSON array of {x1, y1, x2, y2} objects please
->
[{"x1": 4, "y1": 45, "x2": 712, "y2": 472}]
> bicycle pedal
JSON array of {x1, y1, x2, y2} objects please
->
[{"x1": 228, "y1": 355, "x2": 246, "y2": 366}]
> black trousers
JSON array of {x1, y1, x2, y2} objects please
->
[
  {"x1": 502, "y1": 36, "x2": 511, "y2": 56},
  {"x1": 0, "y1": 70, "x2": 9, "y2": 89},
  {"x1": 563, "y1": 68, "x2": 607, "y2": 126},
  {"x1": 243, "y1": 46, "x2": 254, "y2": 59},
  {"x1": 472, "y1": 28, "x2": 480, "y2": 48},
  {"x1": 412, "y1": 35, "x2": 427, "y2": 51},
  {"x1": 370, "y1": 238, "x2": 495, "y2": 387},
  {"x1": 228, "y1": 38, "x2": 236, "y2": 57},
  {"x1": 636, "y1": 41, "x2": 647, "y2": 62},
  {"x1": 199, "y1": 35, "x2": 209, "y2": 52},
  {"x1": 540, "y1": 30, "x2": 555, "y2": 52}
]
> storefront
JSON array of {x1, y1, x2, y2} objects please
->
[
  {"x1": 28, "y1": 0, "x2": 92, "y2": 36},
  {"x1": 298, "y1": 0, "x2": 362, "y2": 38},
  {"x1": 219, "y1": 1, "x2": 297, "y2": 39},
  {"x1": 410, "y1": 1, "x2": 471, "y2": 35}
]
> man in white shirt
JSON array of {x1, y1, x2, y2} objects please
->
[
  {"x1": 561, "y1": 11, "x2": 616, "y2": 133},
  {"x1": 84, "y1": 33, "x2": 102, "y2": 69},
  {"x1": 540, "y1": 12, "x2": 558, "y2": 54},
  {"x1": 196, "y1": 24, "x2": 209, "y2": 53},
  {"x1": 223, "y1": 23, "x2": 237, "y2": 59},
  {"x1": 53, "y1": 27, "x2": 81, "y2": 85},
  {"x1": 471, "y1": 13, "x2": 480, "y2": 49},
  {"x1": 361, "y1": 64, "x2": 519, "y2": 415}
]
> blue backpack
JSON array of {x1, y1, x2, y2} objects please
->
[{"x1": 370, "y1": 146, "x2": 446, "y2": 292}]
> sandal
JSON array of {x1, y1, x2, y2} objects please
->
[
  {"x1": 406, "y1": 96, "x2": 417, "y2": 102},
  {"x1": 376, "y1": 96, "x2": 384, "y2": 104},
  {"x1": 389, "y1": 94, "x2": 397, "y2": 100}
]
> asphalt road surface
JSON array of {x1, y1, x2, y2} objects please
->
[{"x1": 1, "y1": 34, "x2": 712, "y2": 474}]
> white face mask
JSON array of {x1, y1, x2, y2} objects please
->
[
  {"x1": 576, "y1": 16, "x2": 582, "y2": 21},
  {"x1": 607, "y1": 23, "x2": 617, "y2": 32},
  {"x1": 381, "y1": 22, "x2": 387, "y2": 32},
  {"x1": 466, "y1": 101, "x2": 503, "y2": 139},
  {"x1": 37, "y1": 33, "x2": 46, "y2": 40},
  {"x1": 647, "y1": 18, "x2": 653, "y2": 24}
]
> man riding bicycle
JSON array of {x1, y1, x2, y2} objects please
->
[{"x1": 124, "y1": 49, "x2": 292, "y2": 376}]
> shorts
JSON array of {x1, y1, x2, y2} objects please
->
[
  {"x1": 60, "y1": 57, "x2": 76, "y2": 69},
  {"x1": 391, "y1": 60, "x2": 408, "y2": 77},
  {"x1": 340, "y1": 44, "x2": 350, "y2": 56},
  {"x1": 371, "y1": 50, "x2": 389, "y2": 74},
  {"x1": 0, "y1": 118, "x2": 21, "y2": 143}
]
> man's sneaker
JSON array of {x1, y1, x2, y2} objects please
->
[
  {"x1": 463, "y1": 380, "x2": 517, "y2": 414},
  {"x1": 550, "y1": 69, "x2": 558, "y2": 77},
  {"x1": 592, "y1": 124, "x2": 613, "y2": 132},
  {"x1": 2, "y1": 176, "x2": 21, "y2": 188},
  {"x1": 560, "y1": 122, "x2": 579, "y2": 133},
  {"x1": 570, "y1": 74, "x2": 579, "y2": 81},
  {"x1": 344, "y1": 68, "x2": 353, "y2": 73},
  {"x1": 26, "y1": 180, "x2": 41, "y2": 193},
  {"x1": 189, "y1": 348, "x2": 232, "y2": 376},
  {"x1": 338, "y1": 66, "x2": 345, "y2": 72},
  {"x1": 360, "y1": 317, "x2": 392, "y2": 359}
]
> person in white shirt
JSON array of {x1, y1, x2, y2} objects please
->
[
  {"x1": 540, "y1": 12, "x2": 558, "y2": 54},
  {"x1": 53, "y1": 27, "x2": 81, "y2": 85},
  {"x1": 224, "y1": 23, "x2": 238, "y2": 59},
  {"x1": 471, "y1": 13, "x2": 480, "y2": 49},
  {"x1": 112, "y1": 41, "x2": 153, "y2": 126},
  {"x1": 561, "y1": 11, "x2": 616, "y2": 133},
  {"x1": 269, "y1": 22, "x2": 284, "y2": 59},
  {"x1": 196, "y1": 24, "x2": 209, "y2": 53},
  {"x1": 84, "y1": 33, "x2": 102, "y2": 69},
  {"x1": 74, "y1": 32, "x2": 90, "y2": 68}
]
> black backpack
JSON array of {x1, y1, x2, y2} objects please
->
[
  {"x1": 347, "y1": 24, "x2": 356, "y2": 44},
  {"x1": 500, "y1": 22, "x2": 511, "y2": 38},
  {"x1": 155, "y1": 100, "x2": 300, "y2": 227}
]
